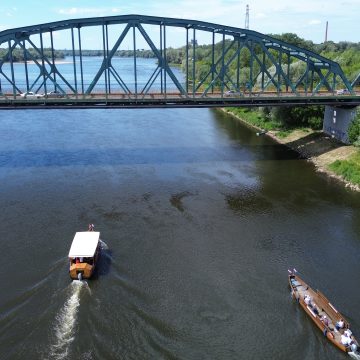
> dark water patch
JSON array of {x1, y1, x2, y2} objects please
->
[
  {"x1": 77, "y1": 204, "x2": 129, "y2": 224},
  {"x1": 142, "y1": 192, "x2": 152, "y2": 201},
  {"x1": 145, "y1": 334, "x2": 180, "y2": 360},
  {"x1": 102, "y1": 210, "x2": 125, "y2": 221},
  {"x1": 225, "y1": 189, "x2": 273, "y2": 215},
  {"x1": 198, "y1": 308, "x2": 231, "y2": 323},
  {"x1": 169, "y1": 191, "x2": 194, "y2": 212},
  {"x1": 132, "y1": 305, "x2": 180, "y2": 340}
]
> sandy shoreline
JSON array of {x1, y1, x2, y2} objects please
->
[
  {"x1": 13, "y1": 59, "x2": 73, "y2": 65},
  {"x1": 221, "y1": 108, "x2": 360, "y2": 192}
]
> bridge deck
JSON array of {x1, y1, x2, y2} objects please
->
[{"x1": 0, "y1": 92, "x2": 359, "y2": 109}]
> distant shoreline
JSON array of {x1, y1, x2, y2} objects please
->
[{"x1": 10, "y1": 59, "x2": 72, "y2": 65}]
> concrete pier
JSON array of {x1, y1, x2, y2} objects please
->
[{"x1": 323, "y1": 106, "x2": 358, "y2": 144}]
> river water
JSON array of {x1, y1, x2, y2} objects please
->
[{"x1": 0, "y1": 59, "x2": 360, "y2": 360}]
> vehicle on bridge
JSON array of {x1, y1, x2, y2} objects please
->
[
  {"x1": 20, "y1": 91, "x2": 44, "y2": 99},
  {"x1": 336, "y1": 89, "x2": 351, "y2": 95},
  {"x1": 224, "y1": 90, "x2": 243, "y2": 97},
  {"x1": 45, "y1": 90, "x2": 65, "y2": 98}
]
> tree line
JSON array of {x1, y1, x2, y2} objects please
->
[{"x1": 0, "y1": 48, "x2": 65, "y2": 62}]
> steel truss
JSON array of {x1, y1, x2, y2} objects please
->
[{"x1": 0, "y1": 14, "x2": 356, "y2": 105}]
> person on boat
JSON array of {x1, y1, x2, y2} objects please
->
[
  {"x1": 321, "y1": 315, "x2": 329, "y2": 327},
  {"x1": 75, "y1": 257, "x2": 80, "y2": 264},
  {"x1": 350, "y1": 341, "x2": 358, "y2": 352},
  {"x1": 88, "y1": 223, "x2": 95, "y2": 231},
  {"x1": 312, "y1": 305, "x2": 319, "y2": 315},
  {"x1": 341, "y1": 333, "x2": 352, "y2": 346},
  {"x1": 336, "y1": 318, "x2": 345, "y2": 331},
  {"x1": 304, "y1": 295, "x2": 312, "y2": 306},
  {"x1": 344, "y1": 329, "x2": 354, "y2": 345}
]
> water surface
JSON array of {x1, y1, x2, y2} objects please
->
[{"x1": 0, "y1": 106, "x2": 360, "y2": 360}]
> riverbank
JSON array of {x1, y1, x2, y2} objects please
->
[{"x1": 221, "y1": 108, "x2": 360, "y2": 191}]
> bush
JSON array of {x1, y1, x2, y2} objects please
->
[
  {"x1": 269, "y1": 105, "x2": 324, "y2": 129},
  {"x1": 348, "y1": 114, "x2": 360, "y2": 145},
  {"x1": 308, "y1": 116, "x2": 323, "y2": 130}
]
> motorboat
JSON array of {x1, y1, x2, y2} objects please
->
[
  {"x1": 68, "y1": 231, "x2": 100, "y2": 280},
  {"x1": 288, "y1": 270, "x2": 359, "y2": 356}
]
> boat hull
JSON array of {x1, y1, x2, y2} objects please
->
[
  {"x1": 69, "y1": 263, "x2": 94, "y2": 280},
  {"x1": 289, "y1": 273, "x2": 358, "y2": 354}
]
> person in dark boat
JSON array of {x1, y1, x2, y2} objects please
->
[{"x1": 336, "y1": 318, "x2": 345, "y2": 331}]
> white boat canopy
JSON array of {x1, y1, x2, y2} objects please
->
[{"x1": 68, "y1": 231, "x2": 100, "y2": 258}]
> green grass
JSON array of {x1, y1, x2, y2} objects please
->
[
  {"x1": 276, "y1": 130, "x2": 292, "y2": 138},
  {"x1": 225, "y1": 108, "x2": 312, "y2": 139},
  {"x1": 227, "y1": 108, "x2": 283, "y2": 131},
  {"x1": 328, "y1": 151, "x2": 360, "y2": 186}
]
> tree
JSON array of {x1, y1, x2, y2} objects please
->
[{"x1": 348, "y1": 110, "x2": 360, "y2": 146}]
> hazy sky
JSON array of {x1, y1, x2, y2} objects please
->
[{"x1": 0, "y1": 0, "x2": 359, "y2": 48}]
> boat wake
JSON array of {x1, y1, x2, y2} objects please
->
[
  {"x1": 99, "y1": 239, "x2": 109, "y2": 250},
  {"x1": 349, "y1": 352, "x2": 360, "y2": 359},
  {"x1": 48, "y1": 280, "x2": 89, "y2": 360}
]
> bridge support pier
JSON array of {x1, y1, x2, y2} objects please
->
[{"x1": 323, "y1": 105, "x2": 358, "y2": 144}]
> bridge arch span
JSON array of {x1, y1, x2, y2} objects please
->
[{"x1": 0, "y1": 14, "x2": 357, "y2": 108}]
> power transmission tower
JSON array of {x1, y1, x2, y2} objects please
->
[{"x1": 245, "y1": 4, "x2": 249, "y2": 29}]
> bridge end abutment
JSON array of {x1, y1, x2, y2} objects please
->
[{"x1": 323, "y1": 105, "x2": 358, "y2": 144}]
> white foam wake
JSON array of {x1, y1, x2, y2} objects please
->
[
  {"x1": 99, "y1": 239, "x2": 108, "y2": 250},
  {"x1": 349, "y1": 352, "x2": 360, "y2": 360},
  {"x1": 49, "y1": 280, "x2": 84, "y2": 360}
]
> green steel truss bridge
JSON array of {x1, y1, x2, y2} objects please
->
[{"x1": 0, "y1": 14, "x2": 359, "y2": 109}]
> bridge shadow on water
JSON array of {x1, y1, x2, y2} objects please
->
[{"x1": 0, "y1": 144, "x2": 301, "y2": 168}]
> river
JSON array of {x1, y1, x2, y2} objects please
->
[{"x1": 0, "y1": 58, "x2": 360, "y2": 360}]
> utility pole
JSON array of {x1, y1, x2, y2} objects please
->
[{"x1": 245, "y1": 4, "x2": 249, "y2": 30}]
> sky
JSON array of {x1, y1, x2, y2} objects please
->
[{"x1": 0, "y1": 0, "x2": 359, "y2": 49}]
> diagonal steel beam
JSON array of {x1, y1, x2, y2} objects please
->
[
  {"x1": 137, "y1": 23, "x2": 187, "y2": 96},
  {"x1": 202, "y1": 40, "x2": 238, "y2": 94},
  {"x1": 23, "y1": 38, "x2": 76, "y2": 92},
  {"x1": 86, "y1": 23, "x2": 132, "y2": 94},
  {"x1": 258, "y1": 42, "x2": 298, "y2": 94}
]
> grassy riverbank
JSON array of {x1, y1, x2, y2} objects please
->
[
  {"x1": 222, "y1": 108, "x2": 360, "y2": 191},
  {"x1": 329, "y1": 152, "x2": 360, "y2": 187}
]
